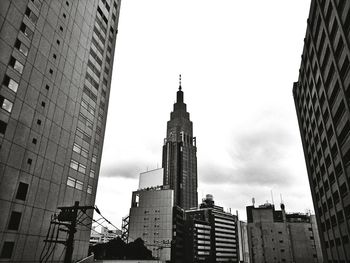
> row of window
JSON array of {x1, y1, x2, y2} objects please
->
[
  {"x1": 66, "y1": 176, "x2": 93, "y2": 194},
  {"x1": 85, "y1": 72, "x2": 99, "y2": 90},
  {"x1": 81, "y1": 99, "x2": 95, "y2": 116}
]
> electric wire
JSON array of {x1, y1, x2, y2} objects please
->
[
  {"x1": 40, "y1": 220, "x2": 57, "y2": 262},
  {"x1": 44, "y1": 223, "x2": 60, "y2": 263},
  {"x1": 39, "y1": 215, "x2": 53, "y2": 262}
]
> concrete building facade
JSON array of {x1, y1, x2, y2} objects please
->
[
  {"x1": 238, "y1": 221, "x2": 250, "y2": 263},
  {"x1": 185, "y1": 195, "x2": 239, "y2": 263},
  {"x1": 127, "y1": 187, "x2": 185, "y2": 262},
  {"x1": 162, "y1": 81, "x2": 198, "y2": 210},
  {"x1": 0, "y1": 0, "x2": 120, "y2": 261},
  {"x1": 293, "y1": 0, "x2": 350, "y2": 261},
  {"x1": 246, "y1": 203, "x2": 323, "y2": 263}
]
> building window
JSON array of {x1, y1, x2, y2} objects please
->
[
  {"x1": 69, "y1": 160, "x2": 79, "y2": 170},
  {"x1": 14, "y1": 39, "x2": 29, "y2": 56},
  {"x1": 87, "y1": 185, "x2": 92, "y2": 194},
  {"x1": 83, "y1": 86, "x2": 97, "y2": 102},
  {"x1": 15, "y1": 182, "x2": 29, "y2": 201},
  {"x1": 0, "y1": 96, "x2": 13, "y2": 113},
  {"x1": 67, "y1": 177, "x2": 75, "y2": 187},
  {"x1": 8, "y1": 212, "x2": 21, "y2": 230},
  {"x1": 85, "y1": 72, "x2": 99, "y2": 90},
  {"x1": 73, "y1": 143, "x2": 89, "y2": 158},
  {"x1": 31, "y1": 0, "x2": 41, "y2": 10},
  {"x1": 25, "y1": 7, "x2": 38, "y2": 24},
  {"x1": 0, "y1": 242, "x2": 14, "y2": 258},
  {"x1": 3, "y1": 75, "x2": 19, "y2": 93},
  {"x1": 89, "y1": 169, "x2": 95, "y2": 178},
  {"x1": 0, "y1": 120, "x2": 7, "y2": 135},
  {"x1": 78, "y1": 164, "x2": 86, "y2": 174},
  {"x1": 75, "y1": 180, "x2": 83, "y2": 190},
  {"x1": 20, "y1": 23, "x2": 33, "y2": 39},
  {"x1": 81, "y1": 99, "x2": 95, "y2": 116},
  {"x1": 92, "y1": 154, "x2": 97, "y2": 163},
  {"x1": 9, "y1": 56, "x2": 24, "y2": 74},
  {"x1": 70, "y1": 159, "x2": 86, "y2": 174},
  {"x1": 66, "y1": 177, "x2": 83, "y2": 190},
  {"x1": 76, "y1": 127, "x2": 92, "y2": 143}
]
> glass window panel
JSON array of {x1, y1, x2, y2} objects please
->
[
  {"x1": 8, "y1": 79, "x2": 19, "y2": 93},
  {"x1": 75, "y1": 180, "x2": 83, "y2": 190},
  {"x1": 73, "y1": 143, "x2": 81, "y2": 153},
  {"x1": 13, "y1": 60, "x2": 24, "y2": 74},
  {"x1": 81, "y1": 148, "x2": 89, "y2": 158},
  {"x1": 2, "y1": 99, "x2": 13, "y2": 113},
  {"x1": 67, "y1": 177, "x2": 75, "y2": 187},
  {"x1": 87, "y1": 185, "x2": 92, "y2": 194},
  {"x1": 78, "y1": 164, "x2": 86, "y2": 174},
  {"x1": 89, "y1": 170, "x2": 95, "y2": 178},
  {"x1": 70, "y1": 160, "x2": 78, "y2": 170}
]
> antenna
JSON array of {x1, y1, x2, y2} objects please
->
[
  {"x1": 179, "y1": 74, "x2": 182, "y2": 90},
  {"x1": 252, "y1": 197, "x2": 255, "y2": 206},
  {"x1": 271, "y1": 190, "x2": 275, "y2": 205}
]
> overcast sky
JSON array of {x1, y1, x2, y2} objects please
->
[{"x1": 95, "y1": 0, "x2": 313, "y2": 228}]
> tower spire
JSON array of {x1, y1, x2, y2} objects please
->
[{"x1": 179, "y1": 74, "x2": 182, "y2": 91}]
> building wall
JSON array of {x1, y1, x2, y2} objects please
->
[
  {"x1": 128, "y1": 189, "x2": 173, "y2": 261},
  {"x1": 238, "y1": 221, "x2": 250, "y2": 263},
  {"x1": 138, "y1": 168, "x2": 163, "y2": 190},
  {"x1": 293, "y1": 0, "x2": 350, "y2": 261},
  {"x1": 288, "y1": 222, "x2": 318, "y2": 263},
  {"x1": 211, "y1": 209, "x2": 238, "y2": 262},
  {"x1": 0, "y1": 0, "x2": 120, "y2": 261},
  {"x1": 247, "y1": 205, "x2": 322, "y2": 263},
  {"x1": 185, "y1": 204, "x2": 239, "y2": 263}
]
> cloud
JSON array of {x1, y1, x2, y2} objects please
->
[
  {"x1": 199, "y1": 109, "x2": 298, "y2": 187},
  {"x1": 100, "y1": 161, "x2": 146, "y2": 179}
]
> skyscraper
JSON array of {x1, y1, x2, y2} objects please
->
[
  {"x1": 0, "y1": 0, "x2": 120, "y2": 261},
  {"x1": 293, "y1": 1, "x2": 350, "y2": 261},
  {"x1": 162, "y1": 76, "x2": 198, "y2": 209}
]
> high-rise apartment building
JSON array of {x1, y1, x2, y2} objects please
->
[
  {"x1": 162, "y1": 79, "x2": 198, "y2": 210},
  {"x1": 293, "y1": 0, "x2": 350, "y2": 261},
  {"x1": 0, "y1": 0, "x2": 120, "y2": 261},
  {"x1": 246, "y1": 203, "x2": 323, "y2": 263}
]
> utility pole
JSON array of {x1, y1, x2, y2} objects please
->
[
  {"x1": 63, "y1": 201, "x2": 79, "y2": 263},
  {"x1": 42, "y1": 201, "x2": 95, "y2": 263}
]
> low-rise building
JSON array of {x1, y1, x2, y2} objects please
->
[{"x1": 89, "y1": 226, "x2": 121, "y2": 245}]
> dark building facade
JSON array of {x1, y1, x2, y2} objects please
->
[
  {"x1": 293, "y1": 0, "x2": 350, "y2": 262},
  {"x1": 0, "y1": 0, "x2": 120, "y2": 261},
  {"x1": 162, "y1": 79, "x2": 198, "y2": 210},
  {"x1": 246, "y1": 203, "x2": 322, "y2": 263},
  {"x1": 185, "y1": 195, "x2": 239, "y2": 263}
]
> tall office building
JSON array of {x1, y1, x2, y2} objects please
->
[
  {"x1": 293, "y1": 0, "x2": 350, "y2": 261},
  {"x1": 162, "y1": 78, "x2": 198, "y2": 209},
  {"x1": 0, "y1": 0, "x2": 120, "y2": 261}
]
